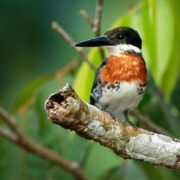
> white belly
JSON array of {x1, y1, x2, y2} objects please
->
[{"x1": 99, "y1": 81, "x2": 146, "y2": 116}]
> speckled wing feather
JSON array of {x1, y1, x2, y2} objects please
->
[{"x1": 90, "y1": 58, "x2": 107, "y2": 106}]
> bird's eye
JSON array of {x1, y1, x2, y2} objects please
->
[{"x1": 118, "y1": 34, "x2": 124, "y2": 40}]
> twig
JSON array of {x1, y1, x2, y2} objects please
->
[
  {"x1": 0, "y1": 127, "x2": 18, "y2": 143},
  {"x1": 94, "y1": 0, "x2": 105, "y2": 60},
  {"x1": 0, "y1": 107, "x2": 88, "y2": 180},
  {"x1": 128, "y1": 1, "x2": 144, "y2": 15},
  {"x1": 54, "y1": 60, "x2": 77, "y2": 79},
  {"x1": 45, "y1": 84, "x2": 180, "y2": 170},
  {"x1": 0, "y1": 107, "x2": 23, "y2": 139},
  {"x1": 52, "y1": 21, "x2": 96, "y2": 71},
  {"x1": 79, "y1": 10, "x2": 95, "y2": 29},
  {"x1": 94, "y1": 0, "x2": 104, "y2": 37},
  {"x1": 79, "y1": 0, "x2": 105, "y2": 60},
  {"x1": 130, "y1": 110, "x2": 171, "y2": 136}
]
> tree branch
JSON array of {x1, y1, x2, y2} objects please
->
[
  {"x1": 51, "y1": 21, "x2": 96, "y2": 71},
  {"x1": 45, "y1": 84, "x2": 180, "y2": 171},
  {"x1": 79, "y1": 0, "x2": 105, "y2": 60},
  {"x1": 54, "y1": 60, "x2": 77, "y2": 79},
  {"x1": 79, "y1": 10, "x2": 95, "y2": 29},
  {"x1": 0, "y1": 127, "x2": 18, "y2": 143},
  {"x1": 130, "y1": 110, "x2": 171, "y2": 136},
  {"x1": 94, "y1": 0, "x2": 105, "y2": 60},
  {"x1": 0, "y1": 107, "x2": 88, "y2": 180},
  {"x1": 94, "y1": 0, "x2": 104, "y2": 37}
]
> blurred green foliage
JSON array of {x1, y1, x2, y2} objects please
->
[{"x1": 0, "y1": 0, "x2": 180, "y2": 179}]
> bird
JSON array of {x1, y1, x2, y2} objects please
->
[{"x1": 75, "y1": 27, "x2": 147, "y2": 128}]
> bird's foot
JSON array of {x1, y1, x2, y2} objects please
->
[
  {"x1": 96, "y1": 104, "x2": 117, "y2": 120},
  {"x1": 124, "y1": 110, "x2": 137, "y2": 129},
  {"x1": 126, "y1": 119, "x2": 137, "y2": 129},
  {"x1": 106, "y1": 111, "x2": 116, "y2": 119}
]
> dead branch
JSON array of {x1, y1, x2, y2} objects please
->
[
  {"x1": 130, "y1": 110, "x2": 171, "y2": 136},
  {"x1": 55, "y1": 60, "x2": 77, "y2": 79},
  {"x1": 45, "y1": 84, "x2": 180, "y2": 171},
  {"x1": 79, "y1": 10, "x2": 95, "y2": 29},
  {"x1": 94, "y1": 0, "x2": 104, "y2": 37},
  {"x1": 0, "y1": 107, "x2": 88, "y2": 180},
  {"x1": 52, "y1": 21, "x2": 96, "y2": 71},
  {"x1": 94, "y1": 0, "x2": 105, "y2": 60},
  {"x1": 79, "y1": 0, "x2": 105, "y2": 60}
]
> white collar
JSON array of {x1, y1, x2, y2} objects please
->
[{"x1": 106, "y1": 44, "x2": 141, "y2": 56}]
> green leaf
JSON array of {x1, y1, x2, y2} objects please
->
[
  {"x1": 11, "y1": 74, "x2": 53, "y2": 113},
  {"x1": 112, "y1": 14, "x2": 131, "y2": 28},
  {"x1": 161, "y1": 40, "x2": 180, "y2": 101},
  {"x1": 73, "y1": 48, "x2": 101, "y2": 102},
  {"x1": 142, "y1": 0, "x2": 177, "y2": 99},
  {"x1": 155, "y1": 0, "x2": 175, "y2": 85},
  {"x1": 142, "y1": 0, "x2": 157, "y2": 71},
  {"x1": 168, "y1": 0, "x2": 180, "y2": 39}
]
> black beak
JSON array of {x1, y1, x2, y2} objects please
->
[{"x1": 75, "y1": 35, "x2": 114, "y2": 47}]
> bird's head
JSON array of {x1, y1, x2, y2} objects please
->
[{"x1": 75, "y1": 27, "x2": 142, "y2": 55}]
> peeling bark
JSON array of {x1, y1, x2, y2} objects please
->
[{"x1": 45, "y1": 84, "x2": 180, "y2": 170}]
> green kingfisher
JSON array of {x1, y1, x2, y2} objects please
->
[{"x1": 75, "y1": 27, "x2": 147, "y2": 128}]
